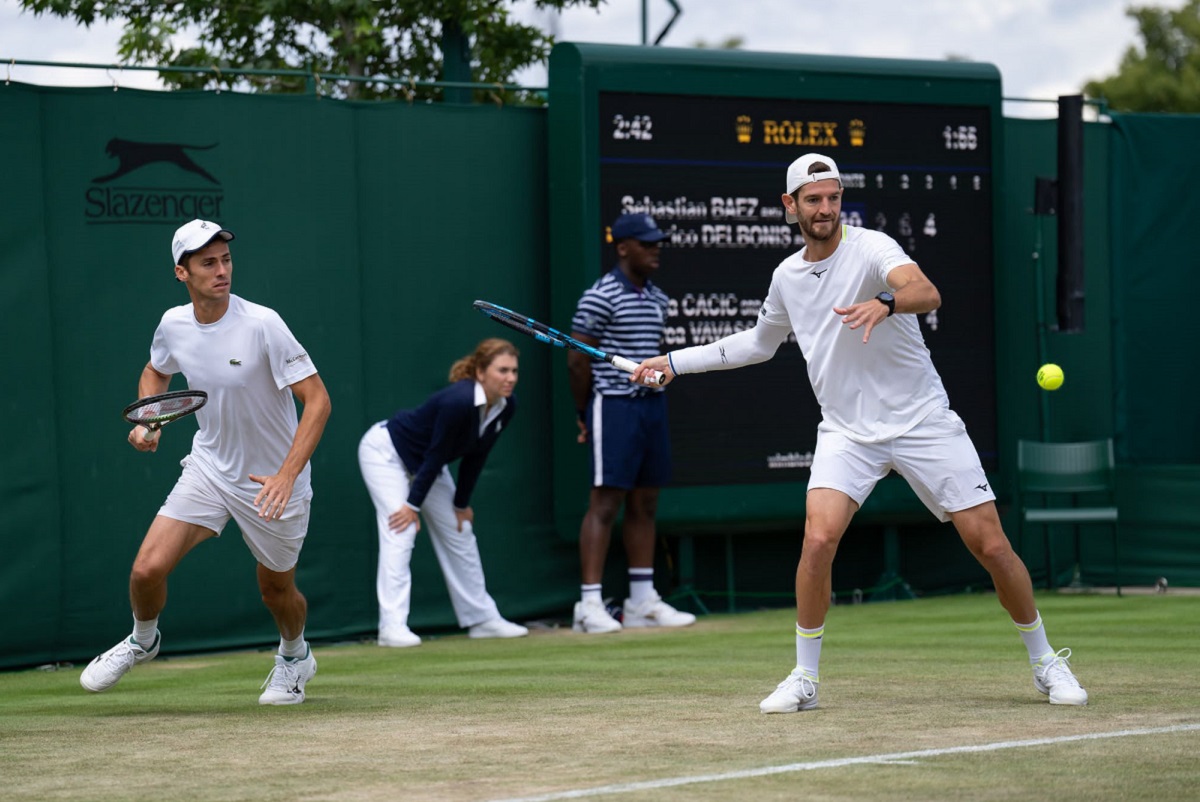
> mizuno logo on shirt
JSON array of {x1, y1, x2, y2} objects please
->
[
  {"x1": 976, "y1": 483, "x2": 989, "y2": 492},
  {"x1": 812, "y1": 269, "x2": 828, "y2": 278}
]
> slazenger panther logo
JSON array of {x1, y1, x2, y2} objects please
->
[
  {"x1": 85, "y1": 137, "x2": 225, "y2": 225},
  {"x1": 94, "y1": 138, "x2": 219, "y2": 184}
]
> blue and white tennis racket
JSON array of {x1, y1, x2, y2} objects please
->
[{"x1": 473, "y1": 300, "x2": 665, "y2": 386}]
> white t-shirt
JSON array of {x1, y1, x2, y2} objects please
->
[
  {"x1": 150, "y1": 294, "x2": 319, "y2": 498},
  {"x1": 759, "y1": 225, "x2": 949, "y2": 442}
]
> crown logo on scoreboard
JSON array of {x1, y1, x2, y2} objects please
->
[
  {"x1": 735, "y1": 115, "x2": 752, "y2": 144},
  {"x1": 849, "y1": 119, "x2": 866, "y2": 147}
]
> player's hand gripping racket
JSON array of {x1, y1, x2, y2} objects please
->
[
  {"x1": 474, "y1": 300, "x2": 666, "y2": 386},
  {"x1": 122, "y1": 390, "x2": 208, "y2": 443}
]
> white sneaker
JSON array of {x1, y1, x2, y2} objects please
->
[
  {"x1": 258, "y1": 647, "x2": 317, "y2": 705},
  {"x1": 572, "y1": 600, "x2": 622, "y2": 634},
  {"x1": 622, "y1": 592, "x2": 697, "y2": 628},
  {"x1": 1033, "y1": 648, "x2": 1089, "y2": 706},
  {"x1": 378, "y1": 627, "x2": 422, "y2": 648},
  {"x1": 468, "y1": 618, "x2": 529, "y2": 639},
  {"x1": 80, "y1": 631, "x2": 161, "y2": 693},
  {"x1": 760, "y1": 668, "x2": 819, "y2": 714}
]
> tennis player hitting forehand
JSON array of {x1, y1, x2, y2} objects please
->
[
  {"x1": 80, "y1": 219, "x2": 332, "y2": 705},
  {"x1": 631, "y1": 154, "x2": 1088, "y2": 712}
]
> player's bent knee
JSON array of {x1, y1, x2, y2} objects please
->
[{"x1": 128, "y1": 560, "x2": 170, "y2": 589}]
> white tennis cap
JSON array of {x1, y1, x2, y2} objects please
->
[
  {"x1": 784, "y1": 153, "x2": 842, "y2": 223},
  {"x1": 172, "y1": 219, "x2": 235, "y2": 265}
]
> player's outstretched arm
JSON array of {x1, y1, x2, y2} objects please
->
[{"x1": 668, "y1": 320, "x2": 791, "y2": 375}]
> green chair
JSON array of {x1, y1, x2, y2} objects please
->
[{"x1": 1016, "y1": 439, "x2": 1120, "y2": 595}]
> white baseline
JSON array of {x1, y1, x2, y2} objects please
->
[{"x1": 486, "y1": 723, "x2": 1200, "y2": 802}]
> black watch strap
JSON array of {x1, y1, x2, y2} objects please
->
[{"x1": 876, "y1": 292, "x2": 895, "y2": 316}]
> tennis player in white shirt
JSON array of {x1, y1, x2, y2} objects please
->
[
  {"x1": 631, "y1": 154, "x2": 1088, "y2": 713},
  {"x1": 80, "y1": 219, "x2": 331, "y2": 706}
]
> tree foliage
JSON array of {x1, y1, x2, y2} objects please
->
[
  {"x1": 19, "y1": 0, "x2": 603, "y2": 103},
  {"x1": 1085, "y1": 0, "x2": 1200, "y2": 112}
]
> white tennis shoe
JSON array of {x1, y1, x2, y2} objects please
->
[
  {"x1": 80, "y1": 631, "x2": 161, "y2": 693},
  {"x1": 258, "y1": 647, "x2": 317, "y2": 705},
  {"x1": 1033, "y1": 648, "x2": 1088, "y2": 705},
  {"x1": 760, "y1": 668, "x2": 819, "y2": 714},
  {"x1": 468, "y1": 618, "x2": 529, "y2": 639},
  {"x1": 378, "y1": 627, "x2": 422, "y2": 648},
  {"x1": 622, "y1": 593, "x2": 696, "y2": 628},
  {"x1": 572, "y1": 600, "x2": 622, "y2": 634}
]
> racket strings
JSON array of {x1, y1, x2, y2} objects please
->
[
  {"x1": 124, "y1": 393, "x2": 207, "y2": 425},
  {"x1": 128, "y1": 402, "x2": 202, "y2": 423}
]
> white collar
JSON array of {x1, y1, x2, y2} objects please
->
[{"x1": 474, "y1": 381, "x2": 507, "y2": 432}]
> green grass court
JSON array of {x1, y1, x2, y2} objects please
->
[{"x1": 2, "y1": 592, "x2": 1197, "y2": 801}]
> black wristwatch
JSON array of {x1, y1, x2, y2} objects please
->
[{"x1": 876, "y1": 291, "x2": 895, "y2": 316}]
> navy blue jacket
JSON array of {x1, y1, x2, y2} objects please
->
[{"x1": 385, "y1": 379, "x2": 516, "y2": 510}]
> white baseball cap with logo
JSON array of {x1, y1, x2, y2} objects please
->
[
  {"x1": 172, "y1": 219, "x2": 235, "y2": 265},
  {"x1": 784, "y1": 153, "x2": 842, "y2": 223}
]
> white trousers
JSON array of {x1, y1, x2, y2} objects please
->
[{"x1": 358, "y1": 422, "x2": 501, "y2": 633}]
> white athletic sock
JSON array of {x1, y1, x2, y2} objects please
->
[
  {"x1": 628, "y1": 568, "x2": 655, "y2": 605},
  {"x1": 279, "y1": 632, "x2": 307, "y2": 660},
  {"x1": 1014, "y1": 613, "x2": 1054, "y2": 664},
  {"x1": 581, "y1": 584, "x2": 603, "y2": 605},
  {"x1": 796, "y1": 623, "x2": 824, "y2": 681},
  {"x1": 132, "y1": 617, "x2": 159, "y2": 649}
]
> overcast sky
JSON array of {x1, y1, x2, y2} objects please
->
[{"x1": 0, "y1": 0, "x2": 1155, "y2": 117}]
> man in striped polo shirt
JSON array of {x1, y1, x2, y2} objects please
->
[{"x1": 567, "y1": 212, "x2": 696, "y2": 634}]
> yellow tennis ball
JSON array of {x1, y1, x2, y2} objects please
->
[{"x1": 1037, "y1": 363, "x2": 1064, "y2": 391}]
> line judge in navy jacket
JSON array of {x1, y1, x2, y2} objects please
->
[{"x1": 357, "y1": 338, "x2": 528, "y2": 647}]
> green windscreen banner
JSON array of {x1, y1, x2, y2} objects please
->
[{"x1": 1109, "y1": 113, "x2": 1200, "y2": 465}]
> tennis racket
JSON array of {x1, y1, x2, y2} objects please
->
[
  {"x1": 474, "y1": 300, "x2": 665, "y2": 386},
  {"x1": 122, "y1": 390, "x2": 208, "y2": 443}
]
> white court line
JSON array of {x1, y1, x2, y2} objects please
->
[{"x1": 486, "y1": 723, "x2": 1200, "y2": 802}]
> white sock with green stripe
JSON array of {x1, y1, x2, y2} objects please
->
[
  {"x1": 279, "y1": 632, "x2": 307, "y2": 660},
  {"x1": 1014, "y1": 613, "x2": 1054, "y2": 664},
  {"x1": 132, "y1": 617, "x2": 158, "y2": 649},
  {"x1": 795, "y1": 622, "x2": 824, "y2": 681}
]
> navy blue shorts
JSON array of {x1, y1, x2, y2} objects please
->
[{"x1": 584, "y1": 392, "x2": 672, "y2": 489}]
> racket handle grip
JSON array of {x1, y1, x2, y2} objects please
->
[
  {"x1": 142, "y1": 426, "x2": 160, "y2": 443},
  {"x1": 611, "y1": 356, "x2": 666, "y2": 386}
]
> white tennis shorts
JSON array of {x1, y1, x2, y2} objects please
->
[
  {"x1": 808, "y1": 406, "x2": 996, "y2": 522},
  {"x1": 158, "y1": 455, "x2": 311, "y2": 572}
]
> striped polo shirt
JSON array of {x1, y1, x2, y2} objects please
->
[{"x1": 571, "y1": 267, "x2": 669, "y2": 397}]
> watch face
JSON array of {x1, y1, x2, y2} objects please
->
[{"x1": 880, "y1": 292, "x2": 894, "y2": 302}]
